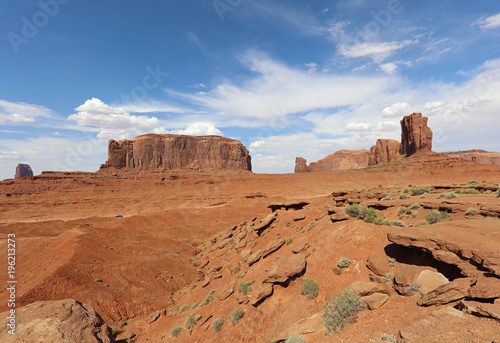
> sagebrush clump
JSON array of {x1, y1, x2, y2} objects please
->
[
  {"x1": 425, "y1": 210, "x2": 449, "y2": 224},
  {"x1": 212, "y1": 318, "x2": 224, "y2": 333},
  {"x1": 171, "y1": 326, "x2": 182, "y2": 337},
  {"x1": 229, "y1": 308, "x2": 244, "y2": 324},
  {"x1": 323, "y1": 289, "x2": 366, "y2": 333},
  {"x1": 238, "y1": 280, "x2": 255, "y2": 295},
  {"x1": 465, "y1": 208, "x2": 480, "y2": 216},
  {"x1": 285, "y1": 334, "x2": 307, "y2": 343},
  {"x1": 300, "y1": 278, "x2": 319, "y2": 299},
  {"x1": 337, "y1": 257, "x2": 351, "y2": 268},
  {"x1": 345, "y1": 204, "x2": 379, "y2": 224}
]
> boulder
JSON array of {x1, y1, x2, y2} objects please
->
[
  {"x1": 248, "y1": 283, "x2": 273, "y2": 306},
  {"x1": 254, "y1": 212, "x2": 278, "y2": 233},
  {"x1": 416, "y1": 270, "x2": 449, "y2": 294},
  {"x1": 216, "y1": 282, "x2": 235, "y2": 301},
  {"x1": 101, "y1": 134, "x2": 252, "y2": 171},
  {"x1": 293, "y1": 212, "x2": 306, "y2": 221},
  {"x1": 468, "y1": 277, "x2": 500, "y2": 299},
  {"x1": 14, "y1": 163, "x2": 33, "y2": 179},
  {"x1": 247, "y1": 249, "x2": 263, "y2": 265},
  {"x1": 362, "y1": 293, "x2": 389, "y2": 310},
  {"x1": 0, "y1": 299, "x2": 113, "y2": 343},
  {"x1": 368, "y1": 139, "x2": 401, "y2": 166},
  {"x1": 417, "y1": 277, "x2": 476, "y2": 306},
  {"x1": 347, "y1": 281, "x2": 388, "y2": 296},
  {"x1": 366, "y1": 251, "x2": 390, "y2": 276},
  {"x1": 240, "y1": 248, "x2": 252, "y2": 261},
  {"x1": 264, "y1": 254, "x2": 307, "y2": 283},
  {"x1": 291, "y1": 237, "x2": 309, "y2": 254},
  {"x1": 399, "y1": 112, "x2": 433, "y2": 156},
  {"x1": 261, "y1": 239, "x2": 285, "y2": 259}
]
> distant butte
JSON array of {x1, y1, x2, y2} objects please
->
[{"x1": 101, "y1": 133, "x2": 252, "y2": 172}]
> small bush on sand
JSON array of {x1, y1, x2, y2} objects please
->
[
  {"x1": 381, "y1": 196, "x2": 392, "y2": 201},
  {"x1": 185, "y1": 315, "x2": 197, "y2": 330},
  {"x1": 323, "y1": 289, "x2": 366, "y2": 334},
  {"x1": 404, "y1": 282, "x2": 422, "y2": 296},
  {"x1": 497, "y1": 187, "x2": 500, "y2": 197},
  {"x1": 465, "y1": 208, "x2": 480, "y2": 216},
  {"x1": 446, "y1": 192, "x2": 458, "y2": 199},
  {"x1": 411, "y1": 188, "x2": 429, "y2": 196},
  {"x1": 301, "y1": 278, "x2": 319, "y2": 299},
  {"x1": 345, "y1": 204, "x2": 379, "y2": 224},
  {"x1": 229, "y1": 308, "x2": 244, "y2": 325},
  {"x1": 425, "y1": 210, "x2": 450, "y2": 224},
  {"x1": 399, "y1": 194, "x2": 410, "y2": 200},
  {"x1": 285, "y1": 334, "x2": 307, "y2": 343},
  {"x1": 212, "y1": 318, "x2": 224, "y2": 333},
  {"x1": 337, "y1": 257, "x2": 351, "y2": 268},
  {"x1": 171, "y1": 326, "x2": 182, "y2": 337},
  {"x1": 238, "y1": 280, "x2": 255, "y2": 295}
]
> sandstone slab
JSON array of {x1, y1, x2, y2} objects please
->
[{"x1": 264, "y1": 254, "x2": 307, "y2": 283}]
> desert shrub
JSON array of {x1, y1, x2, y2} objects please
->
[
  {"x1": 486, "y1": 216, "x2": 500, "y2": 220},
  {"x1": 238, "y1": 280, "x2": 255, "y2": 295},
  {"x1": 425, "y1": 210, "x2": 449, "y2": 224},
  {"x1": 497, "y1": 187, "x2": 500, "y2": 197},
  {"x1": 185, "y1": 315, "x2": 197, "y2": 330},
  {"x1": 337, "y1": 257, "x2": 351, "y2": 268},
  {"x1": 410, "y1": 203, "x2": 420, "y2": 209},
  {"x1": 403, "y1": 188, "x2": 409, "y2": 193},
  {"x1": 414, "y1": 220, "x2": 428, "y2": 226},
  {"x1": 345, "y1": 204, "x2": 379, "y2": 224},
  {"x1": 170, "y1": 305, "x2": 179, "y2": 312},
  {"x1": 404, "y1": 282, "x2": 422, "y2": 296},
  {"x1": 420, "y1": 194, "x2": 427, "y2": 198},
  {"x1": 446, "y1": 192, "x2": 458, "y2": 199},
  {"x1": 397, "y1": 207, "x2": 407, "y2": 215},
  {"x1": 179, "y1": 304, "x2": 189, "y2": 313},
  {"x1": 332, "y1": 267, "x2": 342, "y2": 275},
  {"x1": 436, "y1": 193, "x2": 446, "y2": 199},
  {"x1": 301, "y1": 278, "x2": 319, "y2": 299},
  {"x1": 455, "y1": 188, "x2": 480, "y2": 194},
  {"x1": 383, "y1": 219, "x2": 406, "y2": 227},
  {"x1": 285, "y1": 221, "x2": 291, "y2": 227},
  {"x1": 323, "y1": 289, "x2": 366, "y2": 334},
  {"x1": 381, "y1": 196, "x2": 392, "y2": 201},
  {"x1": 412, "y1": 211, "x2": 419, "y2": 218},
  {"x1": 484, "y1": 190, "x2": 492, "y2": 194},
  {"x1": 233, "y1": 266, "x2": 240, "y2": 274},
  {"x1": 411, "y1": 187, "x2": 429, "y2": 196},
  {"x1": 212, "y1": 318, "x2": 224, "y2": 333},
  {"x1": 229, "y1": 308, "x2": 244, "y2": 324},
  {"x1": 286, "y1": 237, "x2": 293, "y2": 245},
  {"x1": 285, "y1": 334, "x2": 307, "y2": 343},
  {"x1": 171, "y1": 326, "x2": 182, "y2": 337},
  {"x1": 200, "y1": 294, "x2": 214, "y2": 306},
  {"x1": 467, "y1": 180, "x2": 478, "y2": 185},
  {"x1": 399, "y1": 194, "x2": 410, "y2": 200},
  {"x1": 382, "y1": 273, "x2": 394, "y2": 283},
  {"x1": 465, "y1": 208, "x2": 480, "y2": 216}
]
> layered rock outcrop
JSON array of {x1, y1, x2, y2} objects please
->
[
  {"x1": 368, "y1": 139, "x2": 401, "y2": 166},
  {"x1": 15, "y1": 163, "x2": 33, "y2": 179},
  {"x1": 441, "y1": 149, "x2": 500, "y2": 166},
  {"x1": 294, "y1": 150, "x2": 370, "y2": 173},
  {"x1": 400, "y1": 112, "x2": 433, "y2": 156},
  {"x1": 101, "y1": 134, "x2": 251, "y2": 171}
]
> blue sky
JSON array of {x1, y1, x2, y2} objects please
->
[{"x1": 1, "y1": 0, "x2": 500, "y2": 179}]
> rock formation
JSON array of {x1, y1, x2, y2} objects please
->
[
  {"x1": 399, "y1": 112, "x2": 433, "y2": 156},
  {"x1": 101, "y1": 134, "x2": 251, "y2": 171},
  {"x1": 294, "y1": 150, "x2": 370, "y2": 173},
  {"x1": 368, "y1": 139, "x2": 401, "y2": 166},
  {"x1": 441, "y1": 149, "x2": 500, "y2": 165},
  {"x1": 14, "y1": 163, "x2": 33, "y2": 179}
]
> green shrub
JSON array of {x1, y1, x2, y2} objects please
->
[
  {"x1": 403, "y1": 188, "x2": 409, "y2": 193},
  {"x1": 323, "y1": 289, "x2": 366, "y2": 333},
  {"x1": 420, "y1": 194, "x2": 427, "y2": 198},
  {"x1": 484, "y1": 190, "x2": 492, "y2": 194},
  {"x1": 286, "y1": 237, "x2": 293, "y2": 245},
  {"x1": 201, "y1": 294, "x2": 214, "y2": 306},
  {"x1": 382, "y1": 272, "x2": 394, "y2": 283},
  {"x1": 345, "y1": 204, "x2": 379, "y2": 224},
  {"x1": 383, "y1": 219, "x2": 406, "y2": 227},
  {"x1": 455, "y1": 188, "x2": 480, "y2": 194},
  {"x1": 465, "y1": 208, "x2": 480, "y2": 216},
  {"x1": 229, "y1": 308, "x2": 244, "y2": 324},
  {"x1": 414, "y1": 220, "x2": 428, "y2": 226},
  {"x1": 381, "y1": 196, "x2": 392, "y2": 201},
  {"x1": 436, "y1": 193, "x2": 446, "y2": 199},
  {"x1": 185, "y1": 315, "x2": 197, "y2": 330},
  {"x1": 497, "y1": 187, "x2": 500, "y2": 197},
  {"x1": 337, "y1": 257, "x2": 351, "y2": 268},
  {"x1": 411, "y1": 188, "x2": 429, "y2": 196},
  {"x1": 410, "y1": 203, "x2": 420, "y2": 209},
  {"x1": 233, "y1": 266, "x2": 240, "y2": 274},
  {"x1": 467, "y1": 180, "x2": 478, "y2": 185},
  {"x1": 285, "y1": 334, "x2": 307, "y2": 343},
  {"x1": 285, "y1": 221, "x2": 291, "y2": 227},
  {"x1": 238, "y1": 280, "x2": 255, "y2": 295},
  {"x1": 446, "y1": 192, "x2": 458, "y2": 199},
  {"x1": 425, "y1": 210, "x2": 449, "y2": 224},
  {"x1": 212, "y1": 318, "x2": 224, "y2": 333},
  {"x1": 300, "y1": 278, "x2": 319, "y2": 299},
  {"x1": 180, "y1": 304, "x2": 189, "y2": 313},
  {"x1": 404, "y1": 282, "x2": 422, "y2": 296},
  {"x1": 170, "y1": 305, "x2": 179, "y2": 312},
  {"x1": 412, "y1": 211, "x2": 419, "y2": 218},
  {"x1": 171, "y1": 326, "x2": 182, "y2": 337},
  {"x1": 399, "y1": 194, "x2": 410, "y2": 200}
]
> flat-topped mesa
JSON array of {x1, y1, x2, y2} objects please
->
[
  {"x1": 294, "y1": 150, "x2": 370, "y2": 173},
  {"x1": 400, "y1": 112, "x2": 433, "y2": 156},
  {"x1": 368, "y1": 139, "x2": 401, "y2": 166},
  {"x1": 101, "y1": 134, "x2": 252, "y2": 171},
  {"x1": 441, "y1": 150, "x2": 500, "y2": 166}
]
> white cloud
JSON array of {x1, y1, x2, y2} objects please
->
[
  {"x1": 474, "y1": 13, "x2": 500, "y2": 30},
  {"x1": 169, "y1": 122, "x2": 223, "y2": 136},
  {"x1": 0, "y1": 150, "x2": 20, "y2": 160},
  {"x1": 345, "y1": 122, "x2": 372, "y2": 131},
  {"x1": 0, "y1": 100, "x2": 53, "y2": 124},
  {"x1": 338, "y1": 40, "x2": 416, "y2": 63},
  {"x1": 68, "y1": 98, "x2": 163, "y2": 140},
  {"x1": 249, "y1": 140, "x2": 268, "y2": 151},
  {"x1": 377, "y1": 121, "x2": 399, "y2": 132},
  {"x1": 379, "y1": 62, "x2": 398, "y2": 74},
  {"x1": 167, "y1": 50, "x2": 391, "y2": 121},
  {"x1": 118, "y1": 101, "x2": 187, "y2": 114},
  {"x1": 305, "y1": 62, "x2": 318, "y2": 73},
  {"x1": 382, "y1": 102, "x2": 412, "y2": 117}
]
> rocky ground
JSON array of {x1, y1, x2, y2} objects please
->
[{"x1": 1, "y1": 152, "x2": 500, "y2": 342}]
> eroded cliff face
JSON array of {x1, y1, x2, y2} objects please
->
[
  {"x1": 101, "y1": 134, "x2": 252, "y2": 171},
  {"x1": 441, "y1": 150, "x2": 500, "y2": 166},
  {"x1": 295, "y1": 150, "x2": 370, "y2": 173},
  {"x1": 15, "y1": 164, "x2": 33, "y2": 179},
  {"x1": 400, "y1": 112, "x2": 433, "y2": 156},
  {"x1": 368, "y1": 139, "x2": 401, "y2": 166}
]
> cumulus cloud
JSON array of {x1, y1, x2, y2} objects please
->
[
  {"x1": 169, "y1": 122, "x2": 223, "y2": 136},
  {"x1": 345, "y1": 122, "x2": 372, "y2": 131},
  {"x1": 474, "y1": 13, "x2": 500, "y2": 30},
  {"x1": 338, "y1": 40, "x2": 416, "y2": 63},
  {"x1": 0, "y1": 100, "x2": 53, "y2": 124},
  {"x1": 382, "y1": 102, "x2": 412, "y2": 117},
  {"x1": 249, "y1": 140, "x2": 268, "y2": 151},
  {"x1": 379, "y1": 62, "x2": 398, "y2": 74}
]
